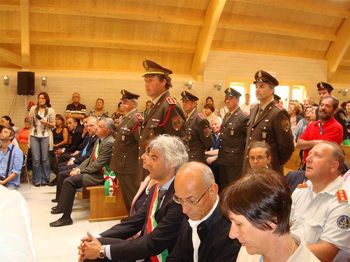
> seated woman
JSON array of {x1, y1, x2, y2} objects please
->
[
  {"x1": 17, "y1": 117, "x2": 31, "y2": 153},
  {"x1": 246, "y1": 141, "x2": 271, "y2": 170},
  {"x1": 220, "y1": 169, "x2": 320, "y2": 262},
  {"x1": 51, "y1": 114, "x2": 69, "y2": 175}
]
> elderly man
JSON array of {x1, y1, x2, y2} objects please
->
[
  {"x1": 110, "y1": 89, "x2": 141, "y2": 209},
  {"x1": 78, "y1": 135, "x2": 188, "y2": 261},
  {"x1": 167, "y1": 162, "x2": 241, "y2": 261},
  {"x1": 291, "y1": 142, "x2": 350, "y2": 261},
  {"x1": 65, "y1": 92, "x2": 87, "y2": 122},
  {"x1": 49, "y1": 117, "x2": 115, "y2": 227}
]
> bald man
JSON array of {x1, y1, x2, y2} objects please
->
[{"x1": 167, "y1": 162, "x2": 241, "y2": 262}]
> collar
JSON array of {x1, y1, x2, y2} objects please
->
[
  {"x1": 159, "y1": 176, "x2": 175, "y2": 191},
  {"x1": 1, "y1": 143, "x2": 13, "y2": 154},
  {"x1": 259, "y1": 98, "x2": 274, "y2": 110},
  {"x1": 186, "y1": 108, "x2": 197, "y2": 120},
  {"x1": 124, "y1": 108, "x2": 137, "y2": 118},
  {"x1": 188, "y1": 196, "x2": 219, "y2": 228},
  {"x1": 152, "y1": 90, "x2": 168, "y2": 105},
  {"x1": 307, "y1": 176, "x2": 344, "y2": 196}
]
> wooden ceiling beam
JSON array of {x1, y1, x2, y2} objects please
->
[
  {"x1": 0, "y1": 4, "x2": 19, "y2": 11},
  {"x1": 0, "y1": 47, "x2": 21, "y2": 66},
  {"x1": 326, "y1": 19, "x2": 350, "y2": 76},
  {"x1": 340, "y1": 59, "x2": 350, "y2": 67},
  {"x1": 191, "y1": 0, "x2": 227, "y2": 79},
  {"x1": 233, "y1": 0, "x2": 350, "y2": 18},
  {"x1": 219, "y1": 15, "x2": 336, "y2": 41},
  {"x1": 20, "y1": 0, "x2": 30, "y2": 68}
]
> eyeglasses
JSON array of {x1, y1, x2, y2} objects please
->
[
  {"x1": 249, "y1": 155, "x2": 267, "y2": 161},
  {"x1": 173, "y1": 184, "x2": 213, "y2": 206}
]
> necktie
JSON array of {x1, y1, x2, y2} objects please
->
[
  {"x1": 254, "y1": 108, "x2": 264, "y2": 124},
  {"x1": 81, "y1": 136, "x2": 91, "y2": 157},
  {"x1": 157, "y1": 188, "x2": 167, "y2": 211}
]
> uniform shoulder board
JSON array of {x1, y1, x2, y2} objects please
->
[
  {"x1": 197, "y1": 112, "x2": 204, "y2": 119},
  {"x1": 336, "y1": 189, "x2": 348, "y2": 203},
  {"x1": 296, "y1": 182, "x2": 308, "y2": 189},
  {"x1": 166, "y1": 97, "x2": 177, "y2": 105},
  {"x1": 136, "y1": 113, "x2": 144, "y2": 121},
  {"x1": 275, "y1": 103, "x2": 283, "y2": 110}
]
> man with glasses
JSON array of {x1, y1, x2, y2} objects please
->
[
  {"x1": 77, "y1": 135, "x2": 188, "y2": 261},
  {"x1": 168, "y1": 162, "x2": 241, "y2": 261}
]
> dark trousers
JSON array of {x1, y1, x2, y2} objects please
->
[
  {"x1": 218, "y1": 164, "x2": 243, "y2": 192},
  {"x1": 55, "y1": 163, "x2": 79, "y2": 200},
  {"x1": 118, "y1": 172, "x2": 139, "y2": 210},
  {"x1": 57, "y1": 173, "x2": 83, "y2": 218}
]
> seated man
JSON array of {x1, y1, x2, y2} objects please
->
[
  {"x1": 49, "y1": 117, "x2": 115, "y2": 227},
  {"x1": 167, "y1": 162, "x2": 241, "y2": 261},
  {"x1": 291, "y1": 142, "x2": 350, "y2": 261},
  {"x1": 0, "y1": 126, "x2": 23, "y2": 190},
  {"x1": 78, "y1": 135, "x2": 188, "y2": 261},
  {"x1": 51, "y1": 116, "x2": 98, "y2": 202}
]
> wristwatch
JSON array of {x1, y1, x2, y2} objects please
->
[{"x1": 98, "y1": 245, "x2": 105, "y2": 259}]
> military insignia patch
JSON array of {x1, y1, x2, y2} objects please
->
[
  {"x1": 172, "y1": 115, "x2": 183, "y2": 131},
  {"x1": 337, "y1": 215, "x2": 350, "y2": 229},
  {"x1": 197, "y1": 112, "x2": 204, "y2": 119},
  {"x1": 166, "y1": 97, "x2": 176, "y2": 105},
  {"x1": 136, "y1": 113, "x2": 144, "y2": 122},
  {"x1": 336, "y1": 189, "x2": 348, "y2": 202},
  {"x1": 281, "y1": 119, "x2": 291, "y2": 132}
]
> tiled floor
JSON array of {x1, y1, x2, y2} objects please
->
[{"x1": 19, "y1": 183, "x2": 120, "y2": 262}]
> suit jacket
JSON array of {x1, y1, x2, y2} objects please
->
[
  {"x1": 184, "y1": 109, "x2": 214, "y2": 163},
  {"x1": 79, "y1": 134, "x2": 115, "y2": 186},
  {"x1": 110, "y1": 109, "x2": 140, "y2": 175},
  {"x1": 65, "y1": 124, "x2": 84, "y2": 153},
  {"x1": 217, "y1": 107, "x2": 248, "y2": 166},
  {"x1": 245, "y1": 101, "x2": 294, "y2": 174},
  {"x1": 73, "y1": 134, "x2": 98, "y2": 164},
  {"x1": 99, "y1": 182, "x2": 184, "y2": 261},
  {"x1": 167, "y1": 205, "x2": 241, "y2": 262}
]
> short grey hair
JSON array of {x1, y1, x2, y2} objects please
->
[
  {"x1": 210, "y1": 116, "x2": 222, "y2": 127},
  {"x1": 148, "y1": 135, "x2": 188, "y2": 172},
  {"x1": 100, "y1": 117, "x2": 115, "y2": 134}
]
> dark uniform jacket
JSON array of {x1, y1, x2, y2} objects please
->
[
  {"x1": 79, "y1": 134, "x2": 115, "y2": 186},
  {"x1": 110, "y1": 109, "x2": 140, "y2": 175},
  {"x1": 217, "y1": 107, "x2": 248, "y2": 166},
  {"x1": 184, "y1": 109, "x2": 214, "y2": 163},
  {"x1": 99, "y1": 182, "x2": 184, "y2": 261},
  {"x1": 167, "y1": 204, "x2": 241, "y2": 262},
  {"x1": 245, "y1": 101, "x2": 294, "y2": 174}
]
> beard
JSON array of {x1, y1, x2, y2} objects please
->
[{"x1": 319, "y1": 110, "x2": 331, "y2": 121}]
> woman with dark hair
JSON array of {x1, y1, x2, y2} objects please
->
[
  {"x1": 53, "y1": 114, "x2": 69, "y2": 149},
  {"x1": 220, "y1": 169, "x2": 319, "y2": 262},
  {"x1": 28, "y1": 92, "x2": 55, "y2": 186},
  {"x1": 246, "y1": 141, "x2": 272, "y2": 170},
  {"x1": 1, "y1": 115, "x2": 15, "y2": 127}
]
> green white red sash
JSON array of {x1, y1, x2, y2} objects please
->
[{"x1": 146, "y1": 184, "x2": 168, "y2": 262}]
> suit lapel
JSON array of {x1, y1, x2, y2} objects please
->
[
  {"x1": 143, "y1": 91, "x2": 170, "y2": 124},
  {"x1": 252, "y1": 101, "x2": 274, "y2": 127}
]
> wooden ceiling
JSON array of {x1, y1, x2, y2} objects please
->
[{"x1": 1, "y1": 0, "x2": 350, "y2": 81}]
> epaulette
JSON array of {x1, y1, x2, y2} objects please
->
[
  {"x1": 275, "y1": 103, "x2": 283, "y2": 110},
  {"x1": 136, "y1": 113, "x2": 144, "y2": 122},
  {"x1": 166, "y1": 97, "x2": 177, "y2": 105},
  {"x1": 297, "y1": 182, "x2": 308, "y2": 189},
  {"x1": 336, "y1": 189, "x2": 348, "y2": 203}
]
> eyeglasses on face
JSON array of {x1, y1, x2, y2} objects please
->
[
  {"x1": 173, "y1": 184, "x2": 213, "y2": 206},
  {"x1": 249, "y1": 155, "x2": 267, "y2": 161}
]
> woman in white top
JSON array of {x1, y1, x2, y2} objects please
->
[
  {"x1": 28, "y1": 92, "x2": 55, "y2": 186},
  {"x1": 220, "y1": 169, "x2": 320, "y2": 262}
]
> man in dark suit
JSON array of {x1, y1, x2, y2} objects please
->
[
  {"x1": 138, "y1": 60, "x2": 186, "y2": 182},
  {"x1": 245, "y1": 70, "x2": 294, "y2": 175},
  {"x1": 181, "y1": 90, "x2": 214, "y2": 163},
  {"x1": 77, "y1": 135, "x2": 188, "y2": 261},
  {"x1": 217, "y1": 88, "x2": 248, "y2": 190},
  {"x1": 167, "y1": 162, "x2": 241, "y2": 262},
  {"x1": 49, "y1": 117, "x2": 115, "y2": 227},
  {"x1": 110, "y1": 89, "x2": 141, "y2": 210}
]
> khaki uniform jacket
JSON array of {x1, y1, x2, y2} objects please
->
[
  {"x1": 184, "y1": 109, "x2": 214, "y2": 163},
  {"x1": 80, "y1": 134, "x2": 115, "y2": 186},
  {"x1": 217, "y1": 107, "x2": 249, "y2": 166},
  {"x1": 110, "y1": 110, "x2": 140, "y2": 175},
  {"x1": 245, "y1": 101, "x2": 294, "y2": 174}
]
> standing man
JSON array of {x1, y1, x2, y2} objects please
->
[
  {"x1": 110, "y1": 89, "x2": 141, "y2": 210},
  {"x1": 138, "y1": 59, "x2": 186, "y2": 180},
  {"x1": 168, "y1": 162, "x2": 241, "y2": 261},
  {"x1": 291, "y1": 142, "x2": 350, "y2": 261},
  {"x1": 77, "y1": 135, "x2": 188, "y2": 261},
  {"x1": 0, "y1": 126, "x2": 23, "y2": 190},
  {"x1": 65, "y1": 92, "x2": 87, "y2": 122},
  {"x1": 181, "y1": 90, "x2": 214, "y2": 163},
  {"x1": 241, "y1": 93, "x2": 251, "y2": 115},
  {"x1": 217, "y1": 88, "x2": 248, "y2": 190},
  {"x1": 245, "y1": 70, "x2": 294, "y2": 175}
]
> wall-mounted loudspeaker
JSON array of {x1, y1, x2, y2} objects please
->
[{"x1": 17, "y1": 71, "x2": 35, "y2": 96}]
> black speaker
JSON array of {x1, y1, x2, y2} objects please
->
[{"x1": 17, "y1": 71, "x2": 35, "y2": 95}]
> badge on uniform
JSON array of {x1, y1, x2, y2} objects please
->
[
  {"x1": 172, "y1": 115, "x2": 183, "y2": 131},
  {"x1": 337, "y1": 215, "x2": 350, "y2": 229},
  {"x1": 121, "y1": 135, "x2": 125, "y2": 141},
  {"x1": 166, "y1": 97, "x2": 176, "y2": 105},
  {"x1": 336, "y1": 189, "x2": 348, "y2": 202},
  {"x1": 136, "y1": 113, "x2": 144, "y2": 122},
  {"x1": 262, "y1": 131, "x2": 267, "y2": 139}
]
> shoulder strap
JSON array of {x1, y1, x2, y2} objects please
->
[{"x1": 5, "y1": 145, "x2": 14, "y2": 177}]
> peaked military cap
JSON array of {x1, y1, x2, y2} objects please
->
[
  {"x1": 121, "y1": 89, "x2": 140, "y2": 100},
  {"x1": 181, "y1": 91, "x2": 198, "y2": 101},
  {"x1": 224, "y1": 88, "x2": 241, "y2": 97},
  {"x1": 142, "y1": 60, "x2": 173, "y2": 77},
  {"x1": 317, "y1": 82, "x2": 333, "y2": 93},
  {"x1": 254, "y1": 70, "x2": 279, "y2": 87}
]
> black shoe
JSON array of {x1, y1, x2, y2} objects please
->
[
  {"x1": 49, "y1": 217, "x2": 73, "y2": 227},
  {"x1": 51, "y1": 206, "x2": 58, "y2": 211},
  {"x1": 48, "y1": 181, "x2": 56, "y2": 186},
  {"x1": 51, "y1": 207, "x2": 64, "y2": 214},
  {"x1": 33, "y1": 183, "x2": 40, "y2": 187},
  {"x1": 41, "y1": 182, "x2": 48, "y2": 186},
  {"x1": 51, "y1": 198, "x2": 58, "y2": 203}
]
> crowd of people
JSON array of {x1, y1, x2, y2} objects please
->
[{"x1": 0, "y1": 59, "x2": 349, "y2": 261}]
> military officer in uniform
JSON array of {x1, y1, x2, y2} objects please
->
[
  {"x1": 181, "y1": 91, "x2": 214, "y2": 163},
  {"x1": 110, "y1": 89, "x2": 140, "y2": 209},
  {"x1": 138, "y1": 60, "x2": 186, "y2": 181},
  {"x1": 216, "y1": 88, "x2": 248, "y2": 190},
  {"x1": 245, "y1": 70, "x2": 294, "y2": 175}
]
